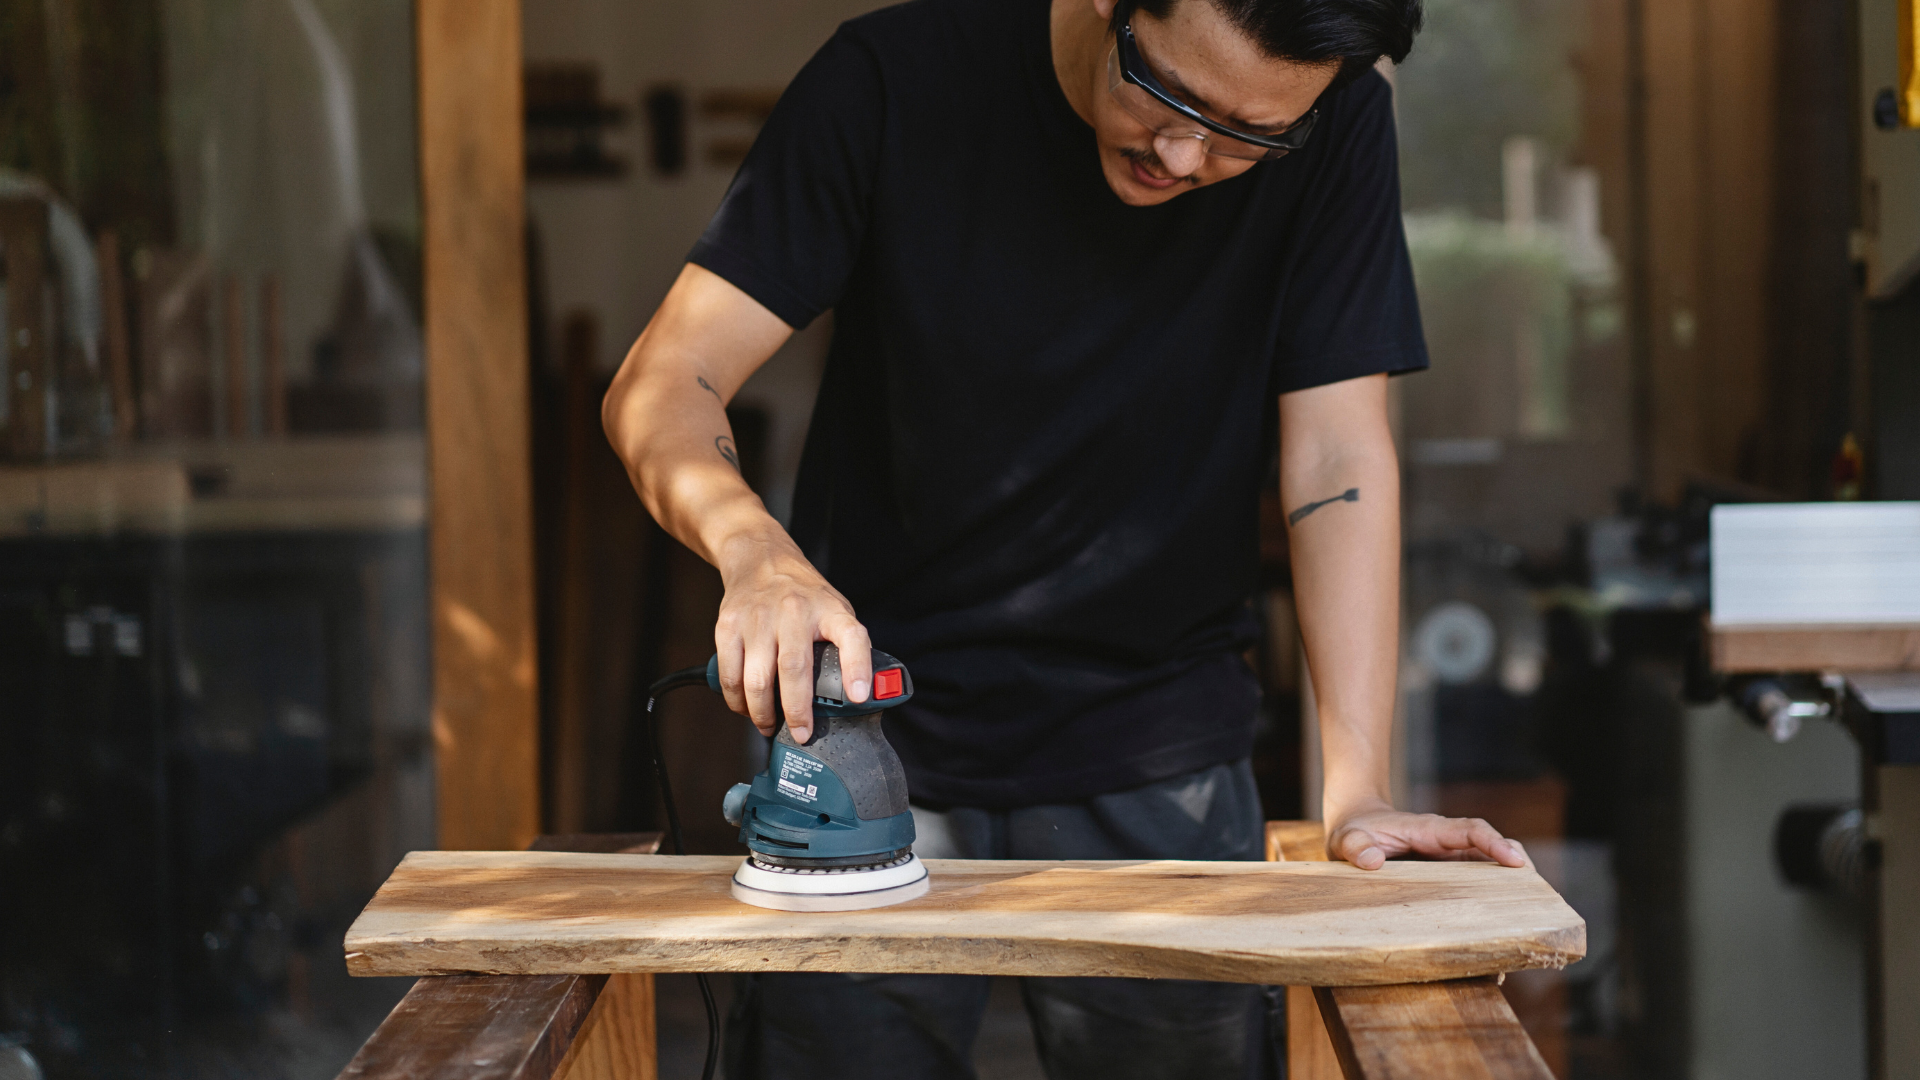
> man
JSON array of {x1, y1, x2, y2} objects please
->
[{"x1": 605, "y1": 0, "x2": 1526, "y2": 1075}]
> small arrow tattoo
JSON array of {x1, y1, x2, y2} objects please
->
[{"x1": 1288, "y1": 487, "x2": 1360, "y2": 527}]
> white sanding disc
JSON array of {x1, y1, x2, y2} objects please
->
[{"x1": 731, "y1": 854, "x2": 930, "y2": 912}]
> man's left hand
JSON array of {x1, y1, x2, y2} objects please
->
[{"x1": 1327, "y1": 800, "x2": 1528, "y2": 870}]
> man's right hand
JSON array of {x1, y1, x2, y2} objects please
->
[{"x1": 713, "y1": 530, "x2": 873, "y2": 743}]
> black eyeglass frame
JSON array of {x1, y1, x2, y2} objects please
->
[{"x1": 1114, "y1": 23, "x2": 1318, "y2": 155}]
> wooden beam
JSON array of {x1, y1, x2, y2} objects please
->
[
  {"x1": 344, "y1": 852, "x2": 1586, "y2": 985},
  {"x1": 338, "y1": 974, "x2": 606, "y2": 1080},
  {"x1": 1711, "y1": 623, "x2": 1920, "y2": 673},
  {"x1": 1628, "y1": 0, "x2": 1780, "y2": 498},
  {"x1": 337, "y1": 835, "x2": 662, "y2": 1080},
  {"x1": 1269, "y1": 822, "x2": 1344, "y2": 1080},
  {"x1": 417, "y1": 0, "x2": 540, "y2": 851},
  {"x1": 553, "y1": 974, "x2": 659, "y2": 1080},
  {"x1": 0, "y1": 199, "x2": 50, "y2": 458},
  {"x1": 1266, "y1": 819, "x2": 1329, "y2": 864},
  {"x1": 1314, "y1": 979, "x2": 1556, "y2": 1080}
]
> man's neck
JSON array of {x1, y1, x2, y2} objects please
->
[{"x1": 1050, "y1": 0, "x2": 1106, "y2": 128}]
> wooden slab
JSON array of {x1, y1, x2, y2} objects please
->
[
  {"x1": 345, "y1": 852, "x2": 1585, "y2": 987},
  {"x1": 337, "y1": 974, "x2": 604, "y2": 1080},
  {"x1": 1710, "y1": 622, "x2": 1920, "y2": 673},
  {"x1": 1316, "y1": 978, "x2": 1555, "y2": 1079}
]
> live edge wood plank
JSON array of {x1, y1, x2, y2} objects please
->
[
  {"x1": 344, "y1": 852, "x2": 1584, "y2": 986},
  {"x1": 1315, "y1": 979, "x2": 1555, "y2": 1080}
]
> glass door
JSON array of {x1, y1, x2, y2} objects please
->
[{"x1": 0, "y1": 2, "x2": 432, "y2": 1074}]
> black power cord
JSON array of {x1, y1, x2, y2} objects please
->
[{"x1": 645, "y1": 665, "x2": 724, "y2": 1080}]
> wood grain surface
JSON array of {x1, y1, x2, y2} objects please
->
[
  {"x1": 337, "y1": 974, "x2": 605, "y2": 1080},
  {"x1": 552, "y1": 974, "x2": 657, "y2": 1080},
  {"x1": 345, "y1": 852, "x2": 1584, "y2": 986},
  {"x1": 1316, "y1": 978, "x2": 1555, "y2": 1080}
]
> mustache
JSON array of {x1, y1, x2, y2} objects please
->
[{"x1": 1119, "y1": 146, "x2": 1201, "y2": 185}]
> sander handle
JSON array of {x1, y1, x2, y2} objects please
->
[{"x1": 703, "y1": 643, "x2": 914, "y2": 719}]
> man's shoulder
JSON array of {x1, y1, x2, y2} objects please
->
[
  {"x1": 835, "y1": 0, "x2": 963, "y2": 47},
  {"x1": 833, "y1": 0, "x2": 1025, "y2": 65},
  {"x1": 1324, "y1": 67, "x2": 1394, "y2": 123}
]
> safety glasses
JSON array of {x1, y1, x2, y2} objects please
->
[{"x1": 1108, "y1": 23, "x2": 1318, "y2": 162}]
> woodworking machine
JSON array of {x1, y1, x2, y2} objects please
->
[{"x1": 712, "y1": 643, "x2": 928, "y2": 911}]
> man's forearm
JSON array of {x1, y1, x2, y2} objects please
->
[
  {"x1": 1278, "y1": 377, "x2": 1401, "y2": 823},
  {"x1": 604, "y1": 360, "x2": 781, "y2": 572},
  {"x1": 603, "y1": 265, "x2": 878, "y2": 734},
  {"x1": 601, "y1": 266, "x2": 797, "y2": 576}
]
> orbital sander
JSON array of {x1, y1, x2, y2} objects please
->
[
  {"x1": 641, "y1": 646, "x2": 921, "y2": 1077},
  {"x1": 644, "y1": 642, "x2": 928, "y2": 913},
  {"x1": 715, "y1": 642, "x2": 927, "y2": 911}
]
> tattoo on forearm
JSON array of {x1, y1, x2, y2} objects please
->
[
  {"x1": 1288, "y1": 488, "x2": 1360, "y2": 527},
  {"x1": 697, "y1": 376, "x2": 721, "y2": 401},
  {"x1": 715, "y1": 435, "x2": 740, "y2": 472}
]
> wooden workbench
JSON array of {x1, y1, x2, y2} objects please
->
[{"x1": 338, "y1": 826, "x2": 1575, "y2": 1079}]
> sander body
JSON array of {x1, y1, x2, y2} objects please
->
[{"x1": 711, "y1": 643, "x2": 928, "y2": 911}]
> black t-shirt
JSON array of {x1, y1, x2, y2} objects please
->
[{"x1": 690, "y1": 0, "x2": 1426, "y2": 808}]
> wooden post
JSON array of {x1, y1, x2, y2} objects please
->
[
  {"x1": 548, "y1": 311, "x2": 598, "y2": 834},
  {"x1": 97, "y1": 231, "x2": 137, "y2": 442},
  {"x1": 223, "y1": 273, "x2": 248, "y2": 438},
  {"x1": 1620, "y1": 0, "x2": 1778, "y2": 499},
  {"x1": 417, "y1": 0, "x2": 540, "y2": 851},
  {"x1": 1268, "y1": 822, "x2": 1345, "y2": 1080},
  {"x1": 0, "y1": 199, "x2": 49, "y2": 458},
  {"x1": 261, "y1": 274, "x2": 287, "y2": 437},
  {"x1": 553, "y1": 974, "x2": 659, "y2": 1080}
]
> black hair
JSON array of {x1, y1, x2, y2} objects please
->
[{"x1": 1111, "y1": 0, "x2": 1423, "y2": 88}]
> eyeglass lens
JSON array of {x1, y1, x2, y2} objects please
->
[{"x1": 1105, "y1": 43, "x2": 1291, "y2": 161}]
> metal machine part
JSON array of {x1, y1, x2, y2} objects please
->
[
  {"x1": 710, "y1": 643, "x2": 927, "y2": 911},
  {"x1": 1775, "y1": 804, "x2": 1869, "y2": 898},
  {"x1": 1730, "y1": 674, "x2": 1835, "y2": 743},
  {"x1": 1843, "y1": 673, "x2": 1920, "y2": 765}
]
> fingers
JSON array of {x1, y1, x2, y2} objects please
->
[
  {"x1": 713, "y1": 617, "x2": 748, "y2": 720},
  {"x1": 1415, "y1": 816, "x2": 1527, "y2": 867},
  {"x1": 1329, "y1": 825, "x2": 1388, "y2": 871},
  {"x1": 712, "y1": 553, "x2": 866, "y2": 742},
  {"x1": 777, "y1": 610, "x2": 818, "y2": 742},
  {"x1": 1327, "y1": 810, "x2": 1529, "y2": 870},
  {"x1": 822, "y1": 612, "x2": 873, "y2": 704},
  {"x1": 1476, "y1": 822, "x2": 1528, "y2": 867},
  {"x1": 739, "y1": 630, "x2": 779, "y2": 737}
]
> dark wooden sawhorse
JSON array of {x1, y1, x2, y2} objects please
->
[{"x1": 337, "y1": 825, "x2": 1556, "y2": 1080}]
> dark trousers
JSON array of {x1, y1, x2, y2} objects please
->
[{"x1": 724, "y1": 760, "x2": 1283, "y2": 1080}]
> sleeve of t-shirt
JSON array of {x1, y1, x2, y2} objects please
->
[
  {"x1": 1269, "y1": 70, "x2": 1429, "y2": 394},
  {"x1": 687, "y1": 27, "x2": 886, "y2": 331}
]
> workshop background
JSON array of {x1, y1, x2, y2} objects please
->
[{"x1": 0, "y1": 0, "x2": 1914, "y2": 1078}]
